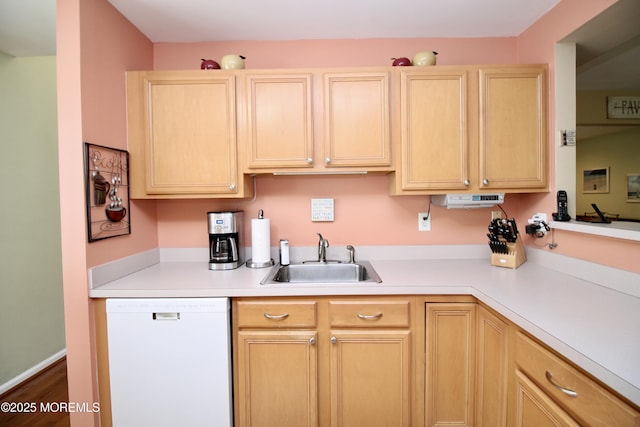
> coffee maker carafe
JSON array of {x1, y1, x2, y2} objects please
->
[{"x1": 208, "y1": 211, "x2": 243, "y2": 270}]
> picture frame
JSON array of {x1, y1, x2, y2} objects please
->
[
  {"x1": 582, "y1": 167, "x2": 610, "y2": 194},
  {"x1": 626, "y1": 173, "x2": 640, "y2": 203},
  {"x1": 84, "y1": 142, "x2": 131, "y2": 242}
]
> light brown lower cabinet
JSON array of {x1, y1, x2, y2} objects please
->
[
  {"x1": 237, "y1": 330, "x2": 319, "y2": 427},
  {"x1": 476, "y1": 305, "x2": 510, "y2": 427},
  {"x1": 233, "y1": 297, "x2": 415, "y2": 427},
  {"x1": 514, "y1": 331, "x2": 640, "y2": 427},
  {"x1": 515, "y1": 369, "x2": 580, "y2": 427},
  {"x1": 329, "y1": 330, "x2": 411, "y2": 427},
  {"x1": 425, "y1": 302, "x2": 477, "y2": 427},
  {"x1": 95, "y1": 295, "x2": 640, "y2": 427}
]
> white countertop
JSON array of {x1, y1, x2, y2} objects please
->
[
  {"x1": 551, "y1": 219, "x2": 640, "y2": 241},
  {"x1": 89, "y1": 246, "x2": 640, "y2": 407}
]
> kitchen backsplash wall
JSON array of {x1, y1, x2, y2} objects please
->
[{"x1": 156, "y1": 174, "x2": 526, "y2": 248}]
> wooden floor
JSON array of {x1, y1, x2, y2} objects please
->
[{"x1": 0, "y1": 358, "x2": 70, "y2": 427}]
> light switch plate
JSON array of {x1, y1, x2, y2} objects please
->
[
  {"x1": 560, "y1": 129, "x2": 576, "y2": 146},
  {"x1": 311, "y1": 198, "x2": 334, "y2": 222}
]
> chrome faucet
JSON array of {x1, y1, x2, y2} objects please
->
[
  {"x1": 317, "y1": 233, "x2": 329, "y2": 262},
  {"x1": 346, "y1": 245, "x2": 355, "y2": 263}
]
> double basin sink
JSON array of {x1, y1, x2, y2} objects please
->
[{"x1": 260, "y1": 260, "x2": 382, "y2": 285}]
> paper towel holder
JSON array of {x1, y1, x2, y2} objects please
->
[
  {"x1": 246, "y1": 259, "x2": 275, "y2": 268},
  {"x1": 246, "y1": 209, "x2": 275, "y2": 269}
]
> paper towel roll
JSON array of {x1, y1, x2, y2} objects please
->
[{"x1": 251, "y1": 217, "x2": 271, "y2": 263}]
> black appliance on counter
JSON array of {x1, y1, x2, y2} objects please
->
[{"x1": 208, "y1": 211, "x2": 243, "y2": 270}]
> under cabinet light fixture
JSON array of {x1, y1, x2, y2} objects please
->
[{"x1": 272, "y1": 171, "x2": 368, "y2": 176}]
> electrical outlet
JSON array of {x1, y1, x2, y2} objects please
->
[
  {"x1": 526, "y1": 212, "x2": 549, "y2": 237},
  {"x1": 418, "y1": 212, "x2": 431, "y2": 231},
  {"x1": 491, "y1": 210, "x2": 502, "y2": 220},
  {"x1": 528, "y1": 213, "x2": 548, "y2": 224}
]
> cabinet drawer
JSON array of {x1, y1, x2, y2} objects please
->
[
  {"x1": 236, "y1": 301, "x2": 317, "y2": 328},
  {"x1": 515, "y1": 331, "x2": 640, "y2": 427},
  {"x1": 329, "y1": 301, "x2": 410, "y2": 328}
]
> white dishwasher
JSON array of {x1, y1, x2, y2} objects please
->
[{"x1": 106, "y1": 298, "x2": 232, "y2": 427}]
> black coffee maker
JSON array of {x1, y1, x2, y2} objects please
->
[{"x1": 207, "y1": 211, "x2": 243, "y2": 270}]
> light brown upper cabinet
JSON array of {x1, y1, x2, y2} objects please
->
[
  {"x1": 127, "y1": 70, "x2": 252, "y2": 199},
  {"x1": 322, "y1": 71, "x2": 392, "y2": 169},
  {"x1": 390, "y1": 64, "x2": 548, "y2": 194},
  {"x1": 126, "y1": 65, "x2": 546, "y2": 196},
  {"x1": 478, "y1": 65, "x2": 547, "y2": 190},
  {"x1": 241, "y1": 68, "x2": 393, "y2": 173},
  {"x1": 241, "y1": 72, "x2": 315, "y2": 170},
  {"x1": 391, "y1": 67, "x2": 470, "y2": 192}
]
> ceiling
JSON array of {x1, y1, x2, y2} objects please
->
[
  {"x1": 561, "y1": 0, "x2": 640, "y2": 91},
  {"x1": 104, "y1": 0, "x2": 560, "y2": 42},
  {"x1": 0, "y1": 0, "x2": 638, "y2": 91},
  {"x1": 0, "y1": 0, "x2": 56, "y2": 57}
]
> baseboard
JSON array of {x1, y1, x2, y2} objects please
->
[{"x1": 0, "y1": 349, "x2": 66, "y2": 396}]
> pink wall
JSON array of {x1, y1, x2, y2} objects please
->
[
  {"x1": 56, "y1": 1, "x2": 93, "y2": 424},
  {"x1": 514, "y1": 0, "x2": 634, "y2": 270},
  {"x1": 153, "y1": 38, "x2": 517, "y2": 70},
  {"x1": 57, "y1": 0, "x2": 153, "y2": 424},
  {"x1": 59, "y1": 0, "x2": 634, "y2": 425},
  {"x1": 80, "y1": 0, "x2": 159, "y2": 267},
  {"x1": 157, "y1": 175, "x2": 529, "y2": 248}
]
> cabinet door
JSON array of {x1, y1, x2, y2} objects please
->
[
  {"x1": 476, "y1": 306, "x2": 509, "y2": 427},
  {"x1": 323, "y1": 72, "x2": 392, "y2": 168},
  {"x1": 398, "y1": 69, "x2": 469, "y2": 190},
  {"x1": 330, "y1": 330, "x2": 411, "y2": 427},
  {"x1": 129, "y1": 71, "x2": 239, "y2": 196},
  {"x1": 243, "y1": 73, "x2": 314, "y2": 170},
  {"x1": 425, "y1": 303, "x2": 476, "y2": 427},
  {"x1": 236, "y1": 330, "x2": 318, "y2": 427},
  {"x1": 478, "y1": 66, "x2": 547, "y2": 189},
  {"x1": 515, "y1": 370, "x2": 580, "y2": 427}
]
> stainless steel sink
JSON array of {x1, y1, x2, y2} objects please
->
[{"x1": 260, "y1": 261, "x2": 382, "y2": 284}]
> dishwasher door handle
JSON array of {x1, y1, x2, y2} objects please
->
[{"x1": 152, "y1": 312, "x2": 181, "y2": 320}]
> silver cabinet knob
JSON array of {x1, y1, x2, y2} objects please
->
[
  {"x1": 463, "y1": 179, "x2": 470, "y2": 186},
  {"x1": 309, "y1": 336, "x2": 316, "y2": 345},
  {"x1": 229, "y1": 184, "x2": 236, "y2": 191},
  {"x1": 306, "y1": 158, "x2": 313, "y2": 164},
  {"x1": 482, "y1": 179, "x2": 490, "y2": 185},
  {"x1": 325, "y1": 157, "x2": 331, "y2": 164},
  {"x1": 330, "y1": 336, "x2": 337, "y2": 344}
]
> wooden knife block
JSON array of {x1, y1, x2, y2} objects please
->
[{"x1": 491, "y1": 235, "x2": 526, "y2": 269}]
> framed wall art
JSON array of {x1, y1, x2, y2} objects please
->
[
  {"x1": 626, "y1": 173, "x2": 640, "y2": 203},
  {"x1": 582, "y1": 167, "x2": 610, "y2": 194},
  {"x1": 84, "y1": 142, "x2": 131, "y2": 242}
]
